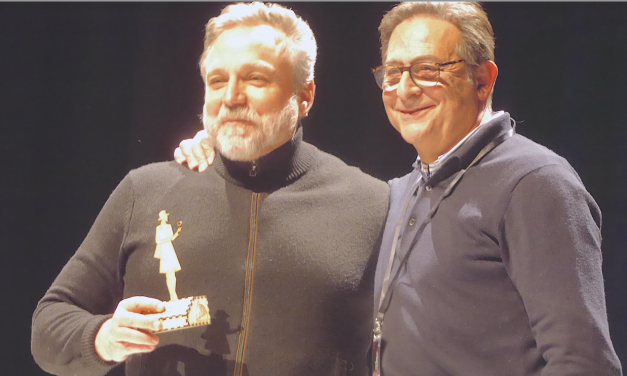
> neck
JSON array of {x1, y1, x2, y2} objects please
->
[{"x1": 416, "y1": 108, "x2": 490, "y2": 164}]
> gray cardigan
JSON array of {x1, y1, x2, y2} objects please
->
[
  {"x1": 375, "y1": 113, "x2": 621, "y2": 375},
  {"x1": 32, "y1": 128, "x2": 389, "y2": 376}
]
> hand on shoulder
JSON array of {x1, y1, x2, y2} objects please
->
[{"x1": 173, "y1": 130, "x2": 215, "y2": 172}]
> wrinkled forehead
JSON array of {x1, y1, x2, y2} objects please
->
[{"x1": 386, "y1": 17, "x2": 461, "y2": 63}]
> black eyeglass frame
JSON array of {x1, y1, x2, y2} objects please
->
[{"x1": 372, "y1": 59, "x2": 465, "y2": 91}]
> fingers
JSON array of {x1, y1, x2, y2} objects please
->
[
  {"x1": 178, "y1": 139, "x2": 199, "y2": 170},
  {"x1": 113, "y1": 326, "x2": 160, "y2": 347},
  {"x1": 115, "y1": 297, "x2": 164, "y2": 332},
  {"x1": 174, "y1": 130, "x2": 215, "y2": 172},
  {"x1": 113, "y1": 311, "x2": 163, "y2": 332},
  {"x1": 193, "y1": 130, "x2": 215, "y2": 172},
  {"x1": 118, "y1": 296, "x2": 165, "y2": 314},
  {"x1": 95, "y1": 297, "x2": 166, "y2": 362},
  {"x1": 174, "y1": 147, "x2": 185, "y2": 164},
  {"x1": 96, "y1": 320, "x2": 160, "y2": 362}
]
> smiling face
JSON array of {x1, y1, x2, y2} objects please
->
[
  {"x1": 383, "y1": 17, "x2": 485, "y2": 163},
  {"x1": 201, "y1": 25, "x2": 312, "y2": 161}
]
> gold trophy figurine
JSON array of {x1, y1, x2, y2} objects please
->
[
  {"x1": 148, "y1": 210, "x2": 211, "y2": 333},
  {"x1": 154, "y1": 210, "x2": 182, "y2": 301}
]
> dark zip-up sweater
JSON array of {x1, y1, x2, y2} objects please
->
[
  {"x1": 374, "y1": 114, "x2": 621, "y2": 375},
  {"x1": 32, "y1": 127, "x2": 390, "y2": 376}
]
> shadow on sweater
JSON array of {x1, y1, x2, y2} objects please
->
[{"x1": 125, "y1": 344, "x2": 248, "y2": 376}]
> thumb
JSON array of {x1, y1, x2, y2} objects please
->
[{"x1": 118, "y1": 296, "x2": 165, "y2": 314}]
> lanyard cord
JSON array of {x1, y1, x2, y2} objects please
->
[{"x1": 376, "y1": 127, "x2": 515, "y2": 324}]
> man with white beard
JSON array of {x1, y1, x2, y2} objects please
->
[{"x1": 31, "y1": 3, "x2": 389, "y2": 376}]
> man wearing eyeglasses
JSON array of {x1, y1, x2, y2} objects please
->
[
  {"x1": 174, "y1": 2, "x2": 621, "y2": 375},
  {"x1": 370, "y1": 3, "x2": 620, "y2": 375}
]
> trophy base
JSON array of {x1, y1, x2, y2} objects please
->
[{"x1": 147, "y1": 295, "x2": 211, "y2": 333}]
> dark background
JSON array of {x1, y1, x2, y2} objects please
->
[{"x1": 2, "y1": 2, "x2": 626, "y2": 375}]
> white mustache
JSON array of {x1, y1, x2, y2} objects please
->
[{"x1": 216, "y1": 107, "x2": 260, "y2": 126}]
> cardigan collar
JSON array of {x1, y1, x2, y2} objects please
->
[{"x1": 213, "y1": 126, "x2": 315, "y2": 192}]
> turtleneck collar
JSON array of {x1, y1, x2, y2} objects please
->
[{"x1": 213, "y1": 126, "x2": 315, "y2": 192}]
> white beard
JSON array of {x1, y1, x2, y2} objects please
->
[{"x1": 202, "y1": 96, "x2": 299, "y2": 161}]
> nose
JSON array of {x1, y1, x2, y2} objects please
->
[
  {"x1": 224, "y1": 78, "x2": 246, "y2": 108},
  {"x1": 396, "y1": 70, "x2": 422, "y2": 101}
]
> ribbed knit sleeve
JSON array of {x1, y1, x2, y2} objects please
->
[{"x1": 31, "y1": 174, "x2": 135, "y2": 376}]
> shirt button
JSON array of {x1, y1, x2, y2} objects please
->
[
  {"x1": 409, "y1": 218, "x2": 416, "y2": 226},
  {"x1": 425, "y1": 185, "x2": 432, "y2": 191}
]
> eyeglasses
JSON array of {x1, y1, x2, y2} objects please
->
[{"x1": 372, "y1": 59, "x2": 465, "y2": 91}]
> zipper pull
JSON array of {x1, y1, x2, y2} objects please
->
[
  {"x1": 249, "y1": 159, "x2": 258, "y2": 177},
  {"x1": 372, "y1": 318, "x2": 383, "y2": 376}
]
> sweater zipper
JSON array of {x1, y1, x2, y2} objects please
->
[
  {"x1": 249, "y1": 159, "x2": 258, "y2": 177},
  {"x1": 234, "y1": 192, "x2": 260, "y2": 376}
]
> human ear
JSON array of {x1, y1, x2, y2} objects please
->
[
  {"x1": 298, "y1": 80, "x2": 315, "y2": 117},
  {"x1": 475, "y1": 60, "x2": 498, "y2": 101}
]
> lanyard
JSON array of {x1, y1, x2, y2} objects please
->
[{"x1": 372, "y1": 127, "x2": 515, "y2": 376}]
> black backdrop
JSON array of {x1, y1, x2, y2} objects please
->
[{"x1": 2, "y1": 2, "x2": 626, "y2": 375}]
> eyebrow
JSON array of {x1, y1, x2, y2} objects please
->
[
  {"x1": 242, "y1": 61, "x2": 276, "y2": 72},
  {"x1": 205, "y1": 61, "x2": 276, "y2": 76}
]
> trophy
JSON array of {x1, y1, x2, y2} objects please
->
[{"x1": 147, "y1": 210, "x2": 211, "y2": 333}]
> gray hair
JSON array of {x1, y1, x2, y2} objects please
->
[
  {"x1": 379, "y1": 2, "x2": 495, "y2": 107},
  {"x1": 200, "y1": 2, "x2": 317, "y2": 92}
]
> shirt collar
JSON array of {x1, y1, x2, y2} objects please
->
[{"x1": 416, "y1": 111, "x2": 505, "y2": 179}]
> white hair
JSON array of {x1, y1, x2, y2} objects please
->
[{"x1": 200, "y1": 2, "x2": 317, "y2": 91}]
